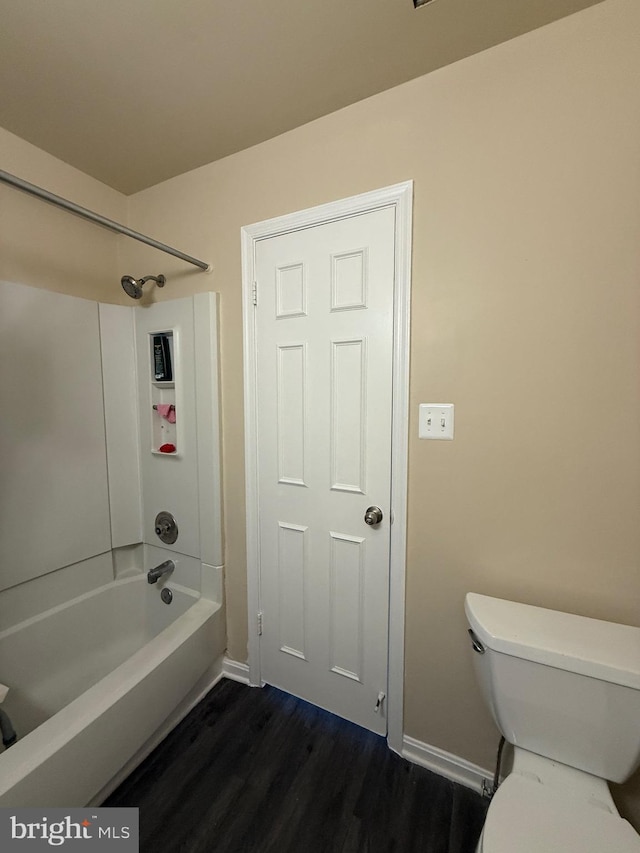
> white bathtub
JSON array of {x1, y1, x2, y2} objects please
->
[{"x1": 0, "y1": 574, "x2": 224, "y2": 806}]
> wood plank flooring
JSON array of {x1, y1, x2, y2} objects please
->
[{"x1": 106, "y1": 679, "x2": 488, "y2": 852}]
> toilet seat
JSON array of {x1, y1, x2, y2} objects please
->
[{"x1": 481, "y1": 774, "x2": 640, "y2": 853}]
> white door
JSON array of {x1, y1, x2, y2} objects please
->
[{"x1": 254, "y1": 206, "x2": 396, "y2": 735}]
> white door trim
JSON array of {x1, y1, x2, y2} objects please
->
[{"x1": 241, "y1": 181, "x2": 412, "y2": 753}]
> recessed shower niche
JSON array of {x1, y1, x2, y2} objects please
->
[{"x1": 150, "y1": 330, "x2": 177, "y2": 455}]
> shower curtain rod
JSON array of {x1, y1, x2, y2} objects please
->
[{"x1": 0, "y1": 168, "x2": 212, "y2": 272}]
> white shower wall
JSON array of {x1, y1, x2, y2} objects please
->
[
  {"x1": 0, "y1": 281, "x2": 223, "y2": 626},
  {"x1": 132, "y1": 293, "x2": 222, "y2": 566},
  {"x1": 99, "y1": 303, "x2": 143, "y2": 549},
  {"x1": 0, "y1": 282, "x2": 111, "y2": 591},
  {"x1": 132, "y1": 292, "x2": 223, "y2": 573}
]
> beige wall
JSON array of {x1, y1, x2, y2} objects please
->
[
  {"x1": 2, "y1": 0, "x2": 638, "y2": 822},
  {"x1": 0, "y1": 126, "x2": 126, "y2": 301}
]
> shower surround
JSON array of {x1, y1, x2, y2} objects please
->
[{"x1": 0, "y1": 281, "x2": 224, "y2": 806}]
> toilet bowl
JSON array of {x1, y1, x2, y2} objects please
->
[
  {"x1": 465, "y1": 593, "x2": 640, "y2": 852},
  {"x1": 476, "y1": 752, "x2": 640, "y2": 853},
  {"x1": 478, "y1": 772, "x2": 639, "y2": 852}
]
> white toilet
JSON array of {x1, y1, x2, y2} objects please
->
[{"x1": 465, "y1": 592, "x2": 640, "y2": 852}]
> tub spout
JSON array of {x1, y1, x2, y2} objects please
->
[
  {"x1": 0, "y1": 708, "x2": 17, "y2": 749},
  {"x1": 147, "y1": 559, "x2": 175, "y2": 584}
]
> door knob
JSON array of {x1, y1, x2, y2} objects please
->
[{"x1": 364, "y1": 506, "x2": 383, "y2": 526}]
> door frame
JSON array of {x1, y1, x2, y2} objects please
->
[{"x1": 241, "y1": 181, "x2": 412, "y2": 753}]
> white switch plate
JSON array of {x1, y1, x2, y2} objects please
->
[{"x1": 419, "y1": 403, "x2": 454, "y2": 440}]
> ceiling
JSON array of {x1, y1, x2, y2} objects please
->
[{"x1": 0, "y1": 0, "x2": 603, "y2": 195}]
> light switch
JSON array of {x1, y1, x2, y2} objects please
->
[{"x1": 419, "y1": 403, "x2": 454, "y2": 440}]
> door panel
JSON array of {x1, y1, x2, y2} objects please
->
[{"x1": 255, "y1": 206, "x2": 395, "y2": 734}]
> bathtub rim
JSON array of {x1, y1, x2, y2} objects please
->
[
  {"x1": 0, "y1": 573, "x2": 199, "y2": 643},
  {"x1": 0, "y1": 587, "x2": 220, "y2": 800}
]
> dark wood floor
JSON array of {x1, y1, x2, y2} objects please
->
[{"x1": 106, "y1": 679, "x2": 488, "y2": 852}]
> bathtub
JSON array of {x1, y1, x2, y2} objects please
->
[{"x1": 0, "y1": 574, "x2": 224, "y2": 806}]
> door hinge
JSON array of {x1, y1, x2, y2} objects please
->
[
  {"x1": 252, "y1": 281, "x2": 258, "y2": 306},
  {"x1": 257, "y1": 611, "x2": 263, "y2": 636}
]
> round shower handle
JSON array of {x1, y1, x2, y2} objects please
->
[{"x1": 154, "y1": 511, "x2": 178, "y2": 544}]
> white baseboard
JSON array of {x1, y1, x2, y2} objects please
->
[
  {"x1": 402, "y1": 734, "x2": 491, "y2": 794},
  {"x1": 222, "y1": 657, "x2": 251, "y2": 684},
  {"x1": 218, "y1": 665, "x2": 490, "y2": 796}
]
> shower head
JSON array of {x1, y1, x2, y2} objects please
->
[
  {"x1": 121, "y1": 275, "x2": 142, "y2": 299},
  {"x1": 121, "y1": 274, "x2": 166, "y2": 299}
]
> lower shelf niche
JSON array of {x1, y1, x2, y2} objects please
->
[{"x1": 152, "y1": 403, "x2": 177, "y2": 454}]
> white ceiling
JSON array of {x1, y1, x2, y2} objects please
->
[{"x1": 0, "y1": 0, "x2": 603, "y2": 195}]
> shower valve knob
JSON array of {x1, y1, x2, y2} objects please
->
[{"x1": 154, "y1": 511, "x2": 178, "y2": 545}]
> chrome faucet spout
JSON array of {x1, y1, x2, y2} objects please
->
[{"x1": 147, "y1": 559, "x2": 175, "y2": 584}]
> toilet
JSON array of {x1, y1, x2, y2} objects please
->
[{"x1": 465, "y1": 593, "x2": 640, "y2": 852}]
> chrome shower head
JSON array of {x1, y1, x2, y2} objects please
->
[
  {"x1": 121, "y1": 275, "x2": 142, "y2": 299},
  {"x1": 121, "y1": 274, "x2": 166, "y2": 299}
]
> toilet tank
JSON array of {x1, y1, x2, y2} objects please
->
[{"x1": 465, "y1": 593, "x2": 640, "y2": 784}]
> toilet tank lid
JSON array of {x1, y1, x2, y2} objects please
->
[{"x1": 465, "y1": 593, "x2": 640, "y2": 690}]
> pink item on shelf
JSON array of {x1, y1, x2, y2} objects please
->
[{"x1": 155, "y1": 404, "x2": 176, "y2": 423}]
